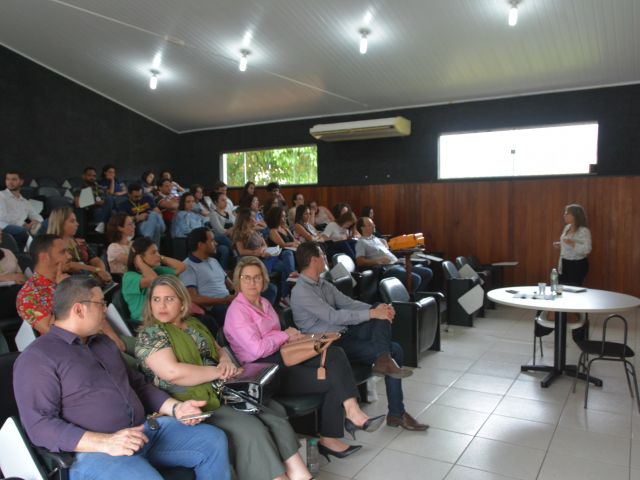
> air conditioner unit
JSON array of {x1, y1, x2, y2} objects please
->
[{"x1": 309, "y1": 116, "x2": 411, "y2": 142}]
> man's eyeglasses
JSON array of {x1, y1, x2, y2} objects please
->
[{"x1": 240, "y1": 274, "x2": 263, "y2": 284}]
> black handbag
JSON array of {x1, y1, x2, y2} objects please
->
[{"x1": 212, "y1": 362, "x2": 280, "y2": 414}]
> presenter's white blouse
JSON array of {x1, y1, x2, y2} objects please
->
[{"x1": 559, "y1": 225, "x2": 592, "y2": 263}]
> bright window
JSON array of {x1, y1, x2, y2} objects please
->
[
  {"x1": 221, "y1": 145, "x2": 318, "y2": 187},
  {"x1": 438, "y1": 123, "x2": 598, "y2": 180}
]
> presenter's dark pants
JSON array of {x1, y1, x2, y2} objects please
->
[
  {"x1": 336, "y1": 319, "x2": 406, "y2": 418},
  {"x1": 261, "y1": 346, "x2": 359, "y2": 438}
]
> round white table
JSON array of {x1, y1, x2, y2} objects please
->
[{"x1": 488, "y1": 286, "x2": 640, "y2": 387}]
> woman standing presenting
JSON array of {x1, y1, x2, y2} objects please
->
[{"x1": 555, "y1": 203, "x2": 592, "y2": 286}]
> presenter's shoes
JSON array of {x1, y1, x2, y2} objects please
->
[
  {"x1": 318, "y1": 443, "x2": 362, "y2": 462},
  {"x1": 386, "y1": 412, "x2": 429, "y2": 431},
  {"x1": 372, "y1": 353, "x2": 413, "y2": 379},
  {"x1": 344, "y1": 414, "x2": 385, "y2": 440}
]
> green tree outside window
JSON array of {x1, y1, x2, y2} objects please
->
[{"x1": 222, "y1": 145, "x2": 318, "y2": 187}]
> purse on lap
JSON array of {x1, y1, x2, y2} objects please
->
[
  {"x1": 279, "y1": 332, "x2": 341, "y2": 380},
  {"x1": 213, "y1": 362, "x2": 279, "y2": 414}
]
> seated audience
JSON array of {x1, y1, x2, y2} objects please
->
[
  {"x1": 73, "y1": 166, "x2": 114, "y2": 234},
  {"x1": 16, "y1": 235, "x2": 124, "y2": 349},
  {"x1": 98, "y1": 164, "x2": 128, "y2": 197},
  {"x1": 308, "y1": 200, "x2": 334, "y2": 231},
  {"x1": 140, "y1": 170, "x2": 157, "y2": 195},
  {"x1": 122, "y1": 236, "x2": 186, "y2": 323},
  {"x1": 266, "y1": 206, "x2": 299, "y2": 276},
  {"x1": 106, "y1": 212, "x2": 135, "y2": 275},
  {"x1": 208, "y1": 191, "x2": 235, "y2": 250},
  {"x1": 14, "y1": 275, "x2": 230, "y2": 480},
  {"x1": 234, "y1": 208, "x2": 293, "y2": 304},
  {"x1": 180, "y1": 227, "x2": 237, "y2": 327},
  {"x1": 46, "y1": 206, "x2": 113, "y2": 286},
  {"x1": 360, "y1": 206, "x2": 383, "y2": 237},
  {"x1": 291, "y1": 242, "x2": 428, "y2": 432},
  {"x1": 136, "y1": 275, "x2": 310, "y2": 480},
  {"x1": 332, "y1": 202, "x2": 352, "y2": 219},
  {"x1": 0, "y1": 170, "x2": 43, "y2": 251},
  {"x1": 171, "y1": 192, "x2": 207, "y2": 239},
  {"x1": 293, "y1": 205, "x2": 326, "y2": 243},
  {"x1": 239, "y1": 180, "x2": 256, "y2": 205},
  {"x1": 238, "y1": 193, "x2": 267, "y2": 230},
  {"x1": 156, "y1": 178, "x2": 180, "y2": 222},
  {"x1": 224, "y1": 256, "x2": 384, "y2": 460},
  {"x1": 190, "y1": 184, "x2": 210, "y2": 217},
  {"x1": 118, "y1": 183, "x2": 165, "y2": 245},
  {"x1": 263, "y1": 193, "x2": 282, "y2": 214},
  {"x1": 287, "y1": 192, "x2": 305, "y2": 226},
  {"x1": 355, "y1": 217, "x2": 433, "y2": 293},
  {"x1": 266, "y1": 182, "x2": 286, "y2": 208},
  {"x1": 159, "y1": 169, "x2": 185, "y2": 196},
  {"x1": 213, "y1": 181, "x2": 235, "y2": 215},
  {"x1": 0, "y1": 229, "x2": 27, "y2": 318},
  {"x1": 323, "y1": 211, "x2": 358, "y2": 260}
]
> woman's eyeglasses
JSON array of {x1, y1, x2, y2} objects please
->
[{"x1": 240, "y1": 274, "x2": 263, "y2": 284}]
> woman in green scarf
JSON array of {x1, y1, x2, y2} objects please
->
[{"x1": 135, "y1": 275, "x2": 312, "y2": 480}]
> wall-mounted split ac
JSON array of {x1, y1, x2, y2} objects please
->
[{"x1": 309, "y1": 116, "x2": 411, "y2": 142}]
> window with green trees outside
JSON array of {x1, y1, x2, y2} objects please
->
[{"x1": 222, "y1": 145, "x2": 318, "y2": 187}]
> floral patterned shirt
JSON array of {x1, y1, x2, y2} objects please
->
[
  {"x1": 16, "y1": 273, "x2": 56, "y2": 328},
  {"x1": 135, "y1": 323, "x2": 217, "y2": 393}
]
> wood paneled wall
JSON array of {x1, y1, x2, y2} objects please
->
[{"x1": 229, "y1": 176, "x2": 640, "y2": 297}]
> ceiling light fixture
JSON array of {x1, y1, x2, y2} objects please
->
[
  {"x1": 239, "y1": 49, "x2": 250, "y2": 72},
  {"x1": 508, "y1": 1, "x2": 519, "y2": 27},
  {"x1": 149, "y1": 70, "x2": 159, "y2": 90},
  {"x1": 359, "y1": 28, "x2": 370, "y2": 54},
  {"x1": 152, "y1": 52, "x2": 162, "y2": 69}
]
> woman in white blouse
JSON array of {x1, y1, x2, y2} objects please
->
[{"x1": 554, "y1": 203, "x2": 592, "y2": 286}]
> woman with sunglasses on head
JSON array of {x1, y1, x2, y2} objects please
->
[
  {"x1": 135, "y1": 275, "x2": 312, "y2": 480},
  {"x1": 224, "y1": 256, "x2": 384, "y2": 462}
]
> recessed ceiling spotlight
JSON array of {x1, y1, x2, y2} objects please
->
[
  {"x1": 242, "y1": 30, "x2": 253, "y2": 48},
  {"x1": 363, "y1": 11, "x2": 373, "y2": 25},
  {"x1": 239, "y1": 49, "x2": 250, "y2": 72},
  {"x1": 359, "y1": 28, "x2": 370, "y2": 54},
  {"x1": 152, "y1": 52, "x2": 162, "y2": 69},
  {"x1": 508, "y1": 1, "x2": 519, "y2": 27},
  {"x1": 149, "y1": 69, "x2": 159, "y2": 90}
]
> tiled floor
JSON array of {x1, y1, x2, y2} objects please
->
[{"x1": 311, "y1": 304, "x2": 640, "y2": 480}]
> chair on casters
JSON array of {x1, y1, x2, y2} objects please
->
[
  {"x1": 378, "y1": 277, "x2": 441, "y2": 367},
  {"x1": 572, "y1": 313, "x2": 640, "y2": 413}
]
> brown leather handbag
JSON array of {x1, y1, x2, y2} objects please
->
[{"x1": 280, "y1": 332, "x2": 341, "y2": 380}]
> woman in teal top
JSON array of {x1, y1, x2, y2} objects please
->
[
  {"x1": 135, "y1": 275, "x2": 312, "y2": 480},
  {"x1": 122, "y1": 236, "x2": 186, "y2": 322}
]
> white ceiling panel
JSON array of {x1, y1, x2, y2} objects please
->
[{"x1": 1, "y1": 0, "x2": 638, "y2": 132}]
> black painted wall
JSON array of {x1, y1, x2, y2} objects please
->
[
  {"x1": 1, "y1": 44, "x2": 639, "y2": 187},
  {"x1": 180, "y1": 84, "x2": 640, "y2": 186},
  {"x1": 0, "y1": 46, "x2": 179, "y2": 183}
]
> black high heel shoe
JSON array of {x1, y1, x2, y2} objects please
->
[
  {"x1": 344, "y1": 414, "x2": 385, "y2": 440},
  {"x1": 318, "y1": 443, "x2": 362, "y2": 462}
]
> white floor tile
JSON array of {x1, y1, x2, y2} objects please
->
[
  {"x1": 387, "y1": 427, "x2": 473, "y2": 463},
  {"x1": 469, "y1": 359, "x2": 522, "y2": 379},
  {"x1": 631, "y1": 468, "x2": 640, "y2": 480},
  {"x1": 538, "y1": 451, "x2": 630, "y2": 480},
  {"x1": 453, "y1": 373, "x2": 515, "y2": 395},
  {"x1": 549, "y1": 426, "x2": 631, "y2": 466},
  {"x1": 457, "y1": 437, "x2": 546, "y2": 480},
  {"x1": 493, "y1": 396, "x2": 563, "y2": 424},
  {"x1": 354, "y1": 449, "x2": 452, "y2": 480},
  {"x1": 477, "y1": 414, "x2": 555, "y2": 450},
  {"x1": 435, "y1": 387, "x2": 503, "y2": 413},
  {"x1": 419, "y1": 353, "x2": 476, "y2": 372},
  {"x1": 445, "y1": 465, "x2": 518, "y2": 480},
  {"x1": 506, "y1": 378, "x2": 572, "y2": 404},
  {"x1": 318, "y1": 441, "x2": 382, "y2": 479},
  {"x1": 559, "y1": 402, "x2": 631, "y2": 438},
  {"x1": 418, "y1": 404, "x2": 490, "y2": 436},
  {"x1": 410, "y1": 367, "x2": 464, "y2": 386}
]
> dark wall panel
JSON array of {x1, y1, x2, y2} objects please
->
[
  {"x1": 180, "y1": 84, "x2": 640, "y2": 186},
  {"x1": 0, "y1": 46, "x2": 179, "y2": 182}
]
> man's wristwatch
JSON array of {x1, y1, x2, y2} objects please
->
[{"x1": 172, "y1": 402, "x2": 180, "y2": 418}]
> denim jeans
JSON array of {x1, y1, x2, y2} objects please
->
[
  {"x1": 3, "y1": 225, "x2": 29, "y2": 251},
  {"x1": 336, "y1": 319, "x2": 405, "y2": 417},
  {"x1": 69, "y1": 416, "x2": 230, "y2": 480},
  {"x1": 383, "y1": 265, "x2": 433, "y2": 293},
  {"x1": 137, "y1": 211, "x2": 166, "y2": 246},
  {"x1": 90, "y1": 196, "x2": 115, "y2": 224}
]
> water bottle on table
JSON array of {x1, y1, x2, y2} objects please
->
[{"x1": 550, "y1": 268, "x2": 559, "y2": 294}]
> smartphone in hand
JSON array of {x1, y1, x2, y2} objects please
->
[{"x1": 179, "y1": 411, "x2": 214, "y2": 422}]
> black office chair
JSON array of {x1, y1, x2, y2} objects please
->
[
  {"x1": 332, "y1": 253, "x2": 380, "y2": 304},
  {"x1": 0, "y1": 232, "x2": 20, "y2": 254},
  {"x1": 36, "y1": 186, "x2": 64, "y2": 198},
  {"x1": 35, "y1": 177, "x2": 60, "y2": 188},
  {"x1": 45, "y1": 195, "x2": 73, "y2": 213},
  {"x1": 170, "y1": 237, "x2": 189, "y2": 261},
  {"x1": 378, "y1": 277, "x2": 441, "y2": 367},
  {"x1": 441, "y1": 260, "x2": 483, "y2": 326},
  {"x1": 572, "y1": 314, "x2": 640, "y2": 413}
]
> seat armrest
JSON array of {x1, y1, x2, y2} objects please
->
[
  {"x1": 34, "y1": 446, "x2": 75, "y2": 469},
  {"x1": 416, "y1": 291, "x2": 444, "y2": 302},
  {"x1": 390, "y1": 300, "x2": 420, "y2": 310}
]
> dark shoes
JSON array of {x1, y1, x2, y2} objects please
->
[
  {"x1": 344, "y1": 414, "x2": 386, "y2": 440},
  {"x1": 318, "y1": 443, "x2": 362, "y2": 462},
  {"x1": 387, "y1": 412, "x2": 429, "y2": 431},
  {"x1": 372, "y1": 353, "x2": 413, "y2": 379}
]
